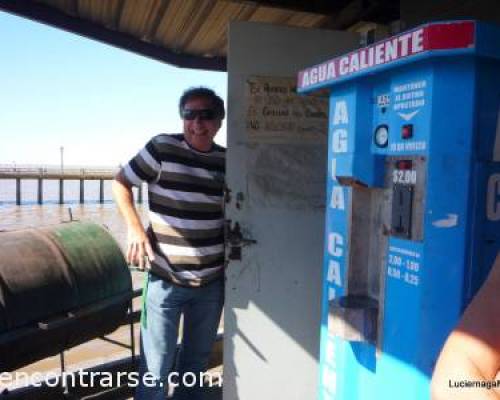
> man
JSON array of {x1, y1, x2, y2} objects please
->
[
  {"x1": 431, "y1": 252, "x2": 500, "y2": 400},
  {"x1": 112, "y1": 87, "x2": 226, "y2": 400}
]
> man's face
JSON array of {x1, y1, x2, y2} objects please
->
[{"x1": 182, "y1": 97, "x2": 222, "y2": 152}]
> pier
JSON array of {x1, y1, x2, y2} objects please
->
[{"x1": 0, "y1": 166, "x2": 143, "y2": 205}]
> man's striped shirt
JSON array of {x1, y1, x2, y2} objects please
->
[{"x1": 120, "y1": 133, "x2": 225, "y2": 287}]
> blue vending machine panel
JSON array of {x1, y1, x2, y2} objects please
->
[{"x1": 298, "y1": 21, "x2": 500, "y2": 400}]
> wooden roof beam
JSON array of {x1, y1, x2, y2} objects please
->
[{"x1": 223, "y1": 0, "x2": 354, "y2": 16}]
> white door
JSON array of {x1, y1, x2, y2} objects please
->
[{"x1": 224, "y1": 21, "x2": 357, "y2": 400}]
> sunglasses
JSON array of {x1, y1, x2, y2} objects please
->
[{"x1": 181, "y1": 109, "x2": 218, "y2": 121}]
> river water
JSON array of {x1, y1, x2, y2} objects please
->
[{"x1": 0, "y1": 178, "x2": 148, "y2": 248}]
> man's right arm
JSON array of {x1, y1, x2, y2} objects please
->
[{"x1": 112, "y1": 171, "x2": 155, "y2": 269}]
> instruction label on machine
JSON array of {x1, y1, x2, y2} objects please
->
[
  {"x1": 387, "y1": 239, "x2": 423, "y2": 287},
  {"x1": 393, "y1": 80, "x2": 426, "y2": 114},
  {"x1": 389, "y1": 78, "x2": 429, "y2": 152}
]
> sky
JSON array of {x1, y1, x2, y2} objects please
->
[{"x1": 0, "y1": 11, "x2": 227, "y2": 167}]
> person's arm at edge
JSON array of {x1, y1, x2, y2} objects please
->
[
  {"x1": 112, "y1": 170, "x2": 155, "y2": 270},
  {"x1": 431, "y1": 253, "x2": 500, "y2": 400}
]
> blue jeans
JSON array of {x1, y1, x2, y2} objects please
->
[{"x1": 134, "y1": 273, "x2": 224, "y2": 400}]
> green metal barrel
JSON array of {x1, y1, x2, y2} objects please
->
[{"x1": 0, "y1": 222, "x2": 132, "y2": 372}]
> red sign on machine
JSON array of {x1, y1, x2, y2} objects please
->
[{"x1": 297, "y1": 21, "x2": 475, "y2": 91}]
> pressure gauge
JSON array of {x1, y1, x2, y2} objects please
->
[{"x1": 374, "y1": 124, "x2": 389, "y2": 148}]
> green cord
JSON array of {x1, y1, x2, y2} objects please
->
[{"x1": 140, "y1": 272, "x2": 149, "y2": 329}]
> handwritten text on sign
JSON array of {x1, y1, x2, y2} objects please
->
[{"x1": 245, "y1": 76, "x2": 328, "y2": 141}]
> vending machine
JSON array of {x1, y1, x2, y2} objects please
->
[{"x1": 298, "y1": 20, "x2": 500, "y2": 400}]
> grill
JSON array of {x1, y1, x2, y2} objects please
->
[{"x1": 0, "y1": 222, "x2": 132, "y2": 372}]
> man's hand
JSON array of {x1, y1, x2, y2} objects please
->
[
  {"x1": 112, "y1": 172, "x2": 156, "y2": 270},
  {"x1": 126, "y1": 225, "x2": 155, "y2": 270}
]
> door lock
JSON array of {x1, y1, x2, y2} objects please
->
[{"x1": 225, "y1": 221, "x2": 257, "y2": 260}]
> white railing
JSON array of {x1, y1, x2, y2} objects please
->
[{"x1": 0, "y1": 166, "x2": 119, "y2": 176}]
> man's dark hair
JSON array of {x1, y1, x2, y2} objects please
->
[{"x1": 179, "y1": 87, "x2": 225, "y2": 120}]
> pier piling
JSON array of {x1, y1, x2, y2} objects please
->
[
  {"x1": 16, "y1": 178, "x2": 21, "y2": 205},
  {"x1": 37, "y1": 178, "x2": 43, "y2": 205},
  {"x1": 99, "y1": 179, "x2": 104, "y2": 204},
  {"x1": 59, "y1": 179, "x2": 64, "y2": 204},
  {"x1": 79, "y1": 179, "x2": 84, "y2": 204}
]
